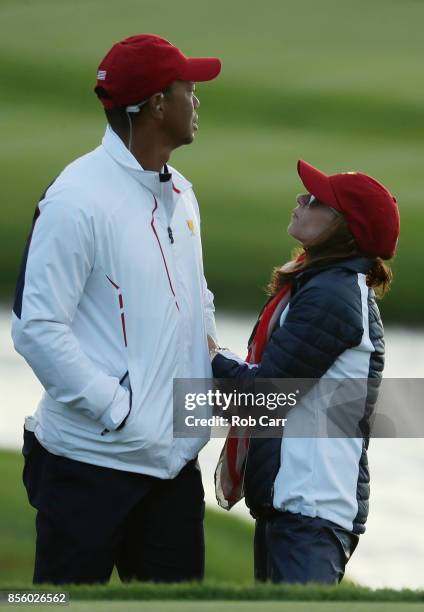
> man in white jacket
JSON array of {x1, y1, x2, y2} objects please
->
[{"x1": 12, "y1": 34, "x2": 221, "y2": 585}]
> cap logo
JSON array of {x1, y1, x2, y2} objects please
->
[{"x1": 97, "y1": 70, "x2": 107, "y2": 81}]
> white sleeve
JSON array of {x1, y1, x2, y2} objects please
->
[
  {"x1": 11, "y1": 187, "x2": 130, "y2": 431},
  {"x1": 203, "y1": 280, "x2": 217, "y2": 341},
  {"x1": 191, "y1": 192, "x2": 217, "y2": 341}
]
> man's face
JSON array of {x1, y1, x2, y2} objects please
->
[{"x1": 161, "y1": 80, "x2": 200, "y2": 147}]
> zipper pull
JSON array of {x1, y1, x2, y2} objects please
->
[{"x1": 168, "y1": 227, "x2": 174, "y2": 244}]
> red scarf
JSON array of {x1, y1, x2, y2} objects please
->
[{"x1": 214, "y1": 280, "x2": 294, "y2": 510}]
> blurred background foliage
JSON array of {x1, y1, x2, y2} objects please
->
[{"x1": 1, "y1": 0, "x2": 423, "y2": 322}]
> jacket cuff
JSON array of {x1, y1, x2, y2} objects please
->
[
  {"x1": 99, "y1": 386, "x2": 131, "y2": 432},
  {"x1": 216, "y1": 349, "x2": 245, "y2": 364}
]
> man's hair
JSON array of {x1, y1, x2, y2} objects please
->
[{"x1": 104, "y1": 106, "x2": 130, "y2": 132}]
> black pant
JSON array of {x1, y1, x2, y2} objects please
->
[
  {"x1": 254, "y1": 511, "x2": 359, "y2": 584},
  {"x1": 22, "y1": 428, "x2": 205, "y2": 585}
]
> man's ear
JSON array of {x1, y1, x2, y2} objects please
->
[{"x1": 148, "y1": 92, "x2": 165, "y2": 119}]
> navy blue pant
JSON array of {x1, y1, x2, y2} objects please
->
[
  {"x1": 254, "y1": 511, "x2": 358, "y2": 584},
  {"x1": 22, "y1": 429, "x2": 205, "y2": 585}
]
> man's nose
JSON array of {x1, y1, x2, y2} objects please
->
[{"x1": 193, "y1": 94, "x2": 200, "y2": 109}]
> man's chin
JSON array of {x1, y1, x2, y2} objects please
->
[
  {"x1": 182, "y1": 132, "x2": 196, "y2": 145},
  {"x1": 173, "y1": 131, "x2": 196, "y2": 149}
]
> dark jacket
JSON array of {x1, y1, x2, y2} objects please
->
[{"x1": 213, "y1": 257, "x2": 384, "y2": 534}]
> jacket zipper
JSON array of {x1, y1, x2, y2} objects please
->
[{"x1": 150, "y1": 197, "x2": 179, "y2": 310}]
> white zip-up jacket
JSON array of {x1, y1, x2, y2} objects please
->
[{"x1": 12, "y1": 125, "x2": 216, "y2": 478}]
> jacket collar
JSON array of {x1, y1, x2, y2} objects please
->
[
  {"x1": 101, "y1": 125, "x2": 192, "y2": 196},
  {"x1": 294, "y1": 256, "x2": 374, "y2": 289}
]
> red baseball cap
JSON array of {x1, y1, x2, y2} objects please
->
[
  {"x1": 94, "y1": 34, "x2": 221, "y2": 109},
  {"x1": 297, "y1": 160, "x2": 400, "y2": 260}
]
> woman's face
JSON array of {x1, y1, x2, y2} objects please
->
[{"x1": 287, "y1": 193, "x2": 339, "y2": 246}]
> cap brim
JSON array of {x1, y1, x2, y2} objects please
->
[
  {"x1": 297, "y1": 160, "x2": 340, "y2": 210},
  {"x1": 182, "y1": 57, "x2": 222, "y2": 82}
]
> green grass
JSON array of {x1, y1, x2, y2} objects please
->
[
  {"x1": 2, "y1": 583, "x2": 424, "y2": 605},
  {"x1": 1, "y1": 0, "x2": 424, "y2": 321},
  {"x1": 8, "y1": 604, "x2": 424, "y2": 612}
]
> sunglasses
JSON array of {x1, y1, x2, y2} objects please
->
[
  {"x1": 297, "y1": 193, "x2": 342, "y2": 216},
  {"x1": 297, "y1": 193, "x2": 322, "y2": 208}
]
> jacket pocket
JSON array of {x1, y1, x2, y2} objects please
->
[
  {"x1": 116, "y1": 370, "x2": 132, "y2": 431},
  {"x1": 100, "y1": 371, "x2": 132, "y2": 436}
]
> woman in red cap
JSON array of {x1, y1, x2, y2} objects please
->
[{"x1": 210, "y1": 160, "x2": 400, "y2": 584}]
